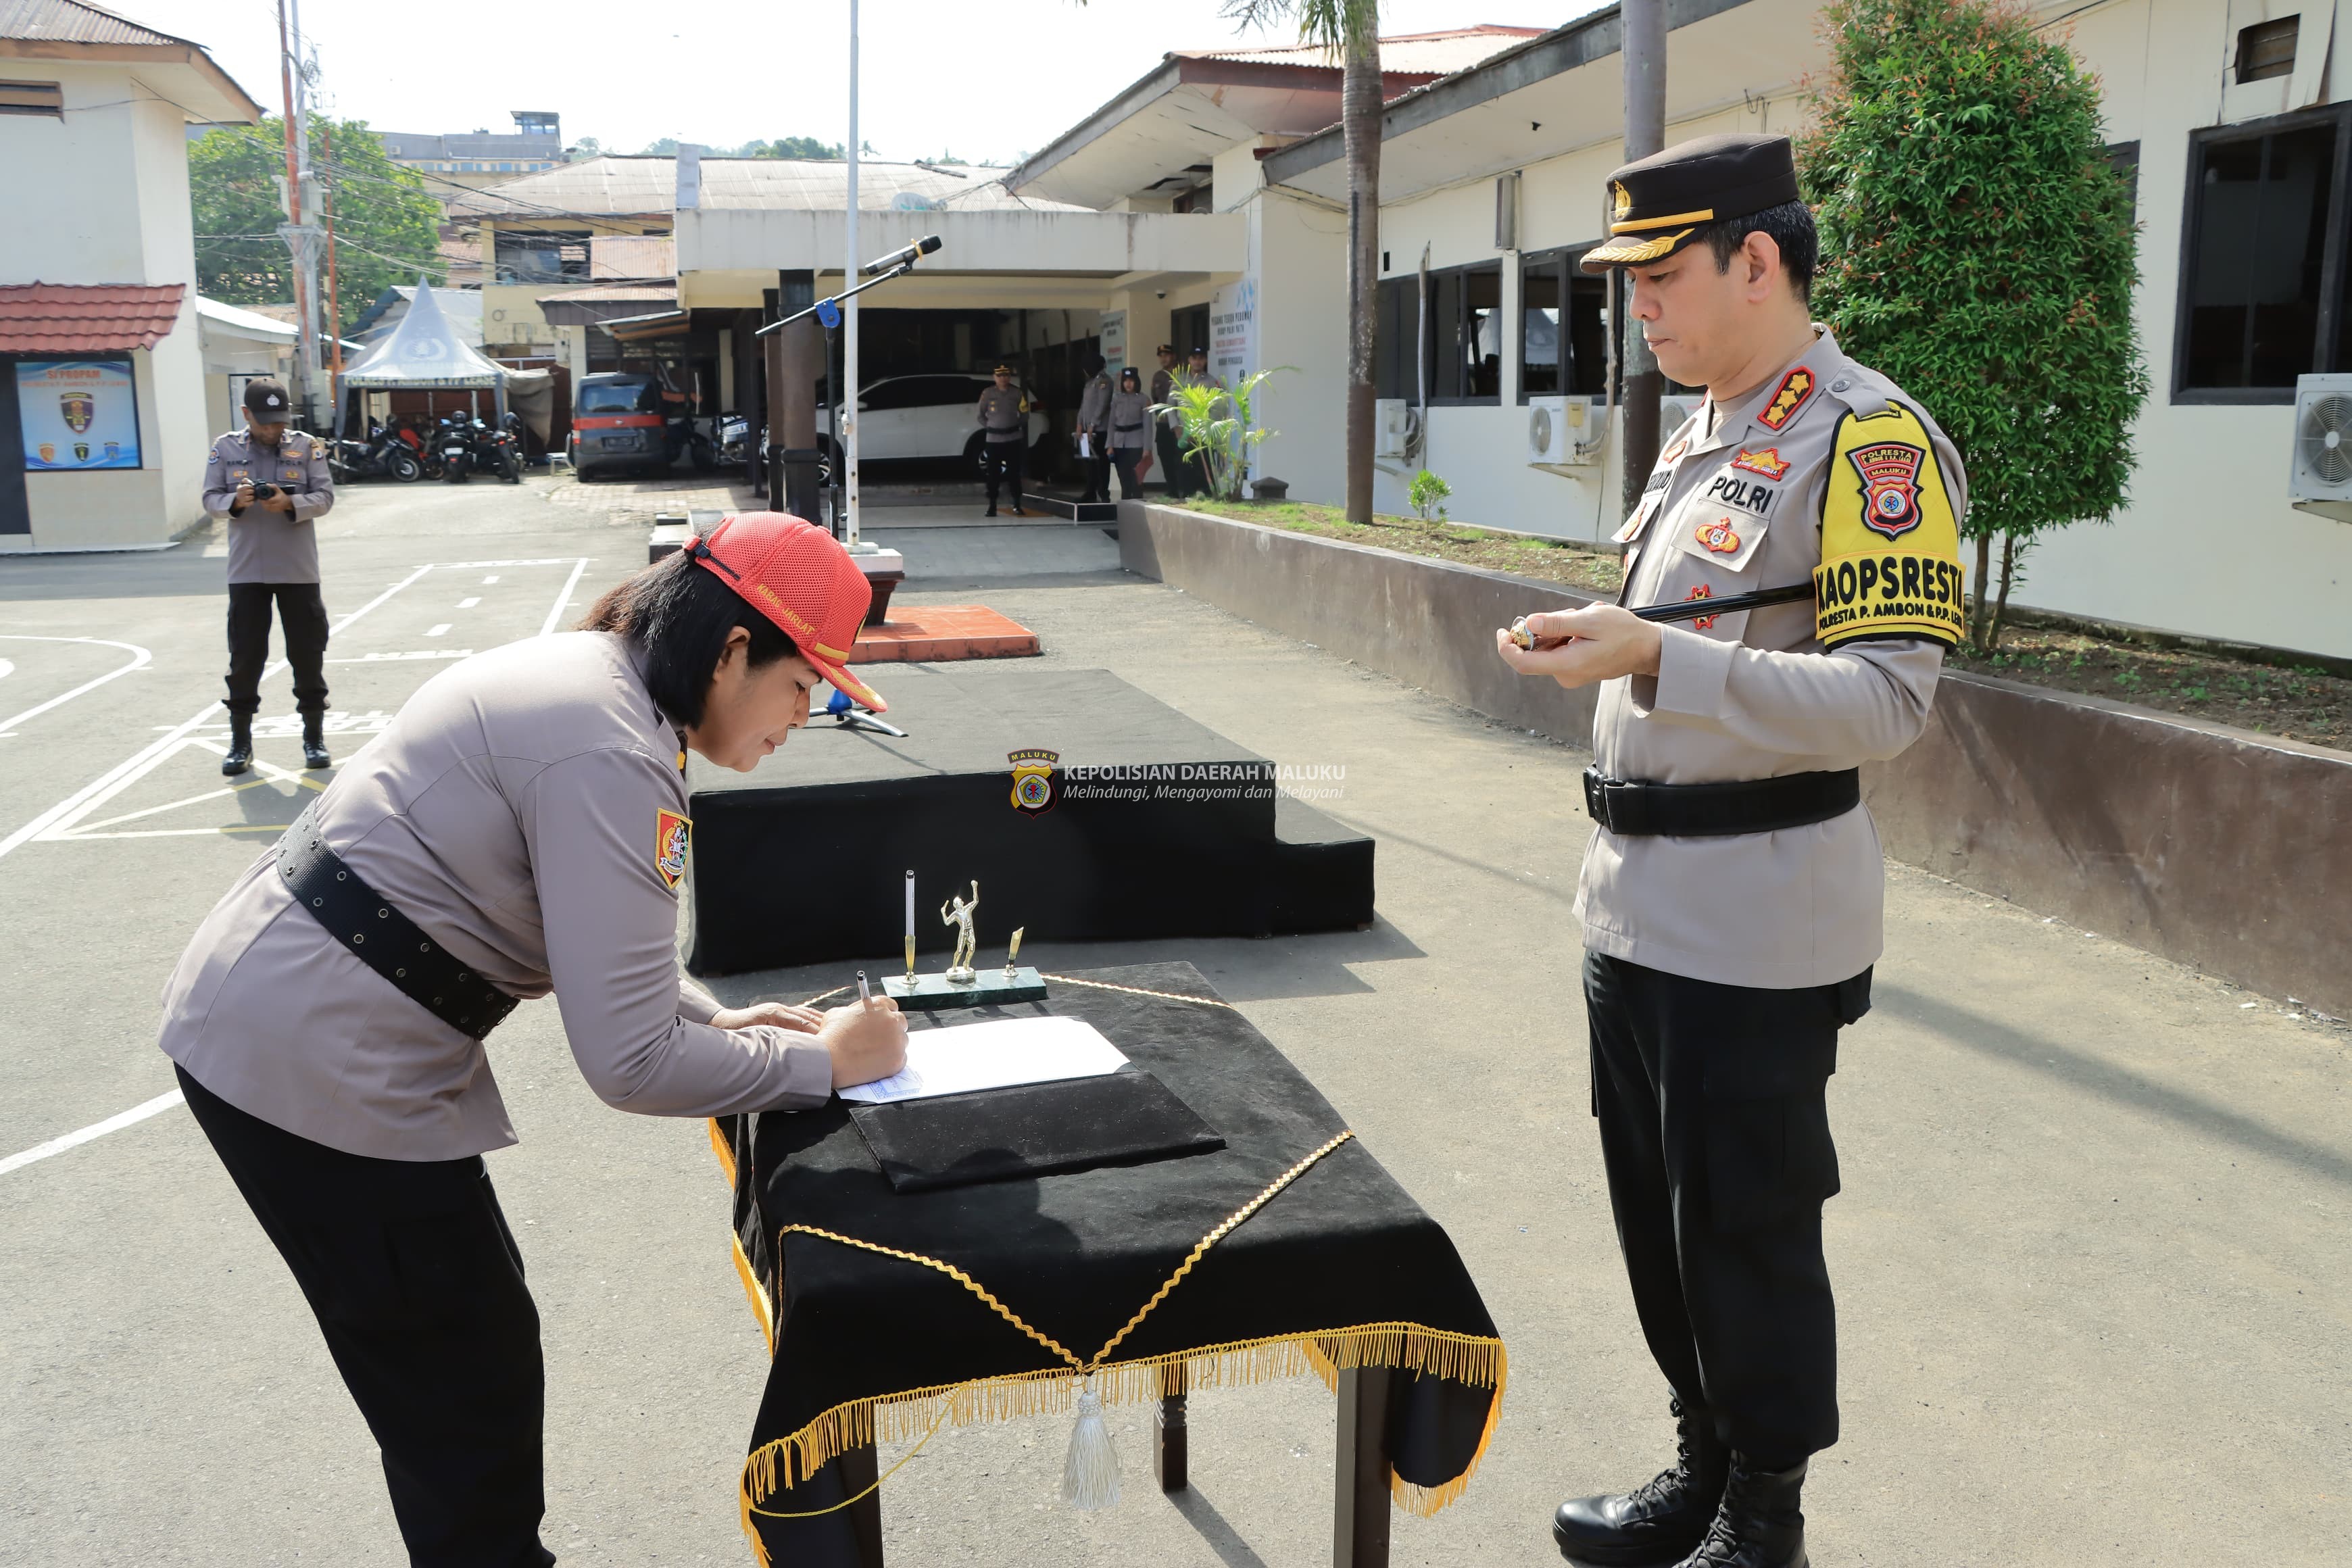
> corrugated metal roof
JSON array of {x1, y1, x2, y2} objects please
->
[
  {"x1": 0, "y1": 282, "x2": 185, "y2": 353},
  {"x1": 1174, "y1": 25, "x2": 1546, "y2": 75},
  {"x1": 0, "y1": 0, "x2": 190, "y2": 46},
  {"x1": 448, "y1": 155, "x2": 1087, "y2": 218}
]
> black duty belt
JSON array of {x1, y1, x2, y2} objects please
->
[
  {"x1": 276, "y1": 804, "x2": 520, "y2": 1039},
  {"x1": 1114, "y1": 422, "x2": 1145, "y2": 432},
  {"x1": 1582, "y1": 766, "x2": 1860, "y2": 837}
]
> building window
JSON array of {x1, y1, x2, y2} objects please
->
[
  {"x1": 2176, "y1": 105, "x2": 2352, "y2": 399},
  {"x1": 1371, "y1": 263, "x2": 1503, "y2": 403},
  {"x1": 1519, "y1": 247, "x2": 1612, "y2": 401},
  {"x1": 0, "y1": 80, "x2": 64, "y2": 117},
  {"x1": 2235, "y1": 17, "x2": 2298, "y2": 83}
]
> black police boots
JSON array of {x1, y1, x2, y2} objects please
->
[
  {"x1": 301, "y1": 719, "x2": 331, "y2": 770},
  {"x1": 1554, "y1": 1397, "x2": 1729, "y2": 1565},
  {"x1": 221, "y1": 717, "x2": 253, "y2": 777},
  {"x1": 1672, "y1": 1456, "x2": 1809, "y2": 1568}
]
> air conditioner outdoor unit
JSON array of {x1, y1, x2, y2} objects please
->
[
  {"x1": 1526, "y1": 395, "x2": 1600, "y2": 466},
  {"x1": 2290, "y1": 373, "x2": 2352, "y2": 523},
  {"x1": 1374, "y1": 398, "x2": 1411, "y2": 460},
  {"x1": 1659, "y1": 394, "x2": 1707, "y2": 443}
]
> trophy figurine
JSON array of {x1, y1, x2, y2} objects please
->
[
  {"x1": 941, "y1": 882, "x2": 981, "y2": 983},
  {"x1": 883, "y1": 875, "x2": 1049, "y2": 1010}
]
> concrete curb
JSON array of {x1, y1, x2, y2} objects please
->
[{"x1": 1119, "y1": 499, "x2": 2352, "y2": 1016}]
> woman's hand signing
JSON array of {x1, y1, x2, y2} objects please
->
[{"x1": 818, "y1": 996, "x2": 909, "y2": 1089}]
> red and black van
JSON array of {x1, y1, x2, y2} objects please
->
[{"x1": 566, "y1": 372, "x2": 678, "y2": 479}]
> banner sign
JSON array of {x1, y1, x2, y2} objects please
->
[{"x1": 18, "y1": 358, "x2": 141, "y2": 470}]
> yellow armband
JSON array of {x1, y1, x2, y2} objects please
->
[{"x1": 1811, "y1": 402, "x2": 1967, "y2": 649}]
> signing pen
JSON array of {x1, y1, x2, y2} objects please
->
[{"x1": 856, "y1": 970, "x2": 871, "y2": 1003}]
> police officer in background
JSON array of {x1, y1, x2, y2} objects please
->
[
  {"x1": 201, "y1": 378, "x2": 336, "y2": 775},
  {"x1": 973, "y1": 363, "x2": 1031, "y2": 517},
  {"x1": 1075, "y1": 351, "x2": 1114, "y2": 504},
  {"x1": 1149, "y1": 343, "x2": 1184, "y2": 499},
  {"x1": 160, "y1": 514, "x2": 908, "y2": 1566},
  {"x1": 1496, "y1": 135, "x2": 1968, "y2": 1568}
]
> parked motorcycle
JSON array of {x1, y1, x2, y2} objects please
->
[
  {"x1": 330, "y1": 422, "x2": 423, "y2": 484},
  {"x1": 436, "y1": 414, "x2": 522, "y2": 485},
  {"x1": 438, "y1": 414, "x2": 476, "y2": 483},
  {"x1": 690, "y1": 412, "x2": 751, "y2": 473}
]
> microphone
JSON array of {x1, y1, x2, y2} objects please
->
[{"x1": 860, "y1": 235, "x2": 942, "y2": 275}]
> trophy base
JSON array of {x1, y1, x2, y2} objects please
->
[{"x1": 885, "y1": 967, "x2": 1048, "y2": 1010}]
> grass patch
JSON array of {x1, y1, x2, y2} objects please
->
[{"x1": 1179, "y1": 498, "x2": 1624, "y2": 595}]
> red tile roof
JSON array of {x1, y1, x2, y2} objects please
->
[{"x1": 0, "y1": 282, "x2": 187, "y2": 353}]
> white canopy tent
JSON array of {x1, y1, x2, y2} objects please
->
[{"x1": 339, "y1": 282, "x2": 555, "y2": 442}]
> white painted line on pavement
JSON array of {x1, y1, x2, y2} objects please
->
[
  {"x1": 424, "y1": 623, "x2": 451, "y2": 637},
  {"x1": 538, "y1": 556, "x2": 589, "y2": 637},
  {"x1": 0, "y1": 564, "x2": 432, "y2": 864},
  {"x1": 0, "y1": 637, "x2": 152, "y2": 734},
  {"x1": 0, "y1": 1089, "x2": 185, "y2": 1179},
  {"x1": 458, "y1": 597, "x2": 481, "y2": 608}
]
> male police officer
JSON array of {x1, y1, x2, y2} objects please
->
[
  {"x1": 203, "y1": 378, "x2": 337, "y2": 775},
  {"x1": 1496, "y1": 135, "x2": 1967, "y2": 1568},
  {"x1": 973, "y1": 364, "x2": 1030, "y2": 517},
  {"x1": 1149, "y1": 343, "x2": 1184, "y2": 499}
]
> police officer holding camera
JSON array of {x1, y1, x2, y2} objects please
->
[{"x1": 203, "y1": 378, "x2": 336, "y2": 775}]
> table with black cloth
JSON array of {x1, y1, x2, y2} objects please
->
[{"x1": 708, "y1": 962, "x2": 1505, "y2": 1568}]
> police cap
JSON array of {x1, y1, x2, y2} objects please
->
[
  {"x1": 243, "y1": 377, "x2": 291, "y2": 416},
  {"x1": 1580, "y1": 133, "x2": 1802, "y2": 272},
  {"x1": 991, "y1": 362, "x2": 1013, "y2": 374}
]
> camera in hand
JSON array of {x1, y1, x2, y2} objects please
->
[{"x1": 249, "y1": 481, "x2": 280, "y2": 500}]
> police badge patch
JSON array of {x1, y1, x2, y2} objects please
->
[
  {"x1": 654, "y1": 808, "x2": 691, "y2": 889},
  {"x1": 1846, "y1": 440, "x2": 1928, "y2": 539}
]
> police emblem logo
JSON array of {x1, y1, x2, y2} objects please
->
[
  {"x1": 1696, "y1": 517, "x2": 1742, "y2": 554},
  {"x1": 1758, "y1": 367, "x2": 1815, "y2": 431},
  {"x1": 74, "y1": 442, "x2": 90, "y2": 462},
  {"x1": 1846, "y1": 440, "x2": 1928, "y2": 539},
  {"x1": 1008, "y1": 748, "x2": 1059, "y2": 816},
  {"x1": 59, "y1": 393, "x2": 95, "y2": 434},
  {"x1": 654, "y1": 808, "x2": 691, "y2": 889},
  {"x1": 1731, "y1": 447, "x2": 1790, "y2": 481},
  {"x1": 1611, "y1": 181, "x2": 1632, "y2": 223}
]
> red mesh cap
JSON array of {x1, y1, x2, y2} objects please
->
[{"x1": 681, "y1": 513, "x2": 885, "y2": 712}]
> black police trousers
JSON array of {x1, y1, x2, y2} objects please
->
[
  {"x1": 224, "y1": 581, "x2": 329, "y2": 720},
  {"x1": 178, "y1": 1067, "x2": 556, "y2": 1568},
  {"x1": 1584, "y1": 950, "x2": 1861, "y2": 1467},
  {"x1": 980, "y1": 437, "x2": 1024, "y2": 510},
  {"x1": 1155, "y1": 426, "x2": 1187, "y2": 498}
]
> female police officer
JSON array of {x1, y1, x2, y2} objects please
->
[{"x1": 157, "y1": 513, "x2": 907, "y2": 1567}]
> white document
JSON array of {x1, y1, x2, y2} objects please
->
[{"x1": 838, "y1": 1014, "x2": 1128, "y2": 1105}]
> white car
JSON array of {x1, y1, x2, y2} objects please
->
[{"x1": 816, "y1": 373, "x2": 1050, "y2": 467}]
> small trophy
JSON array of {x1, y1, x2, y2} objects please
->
[{"x1": 883, "y1": 874, "x2": 1048, "y2": 1010}]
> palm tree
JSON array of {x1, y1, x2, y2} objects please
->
[{"x1": 1232, "y1": 0, "x2": 1383, "y2": 522}]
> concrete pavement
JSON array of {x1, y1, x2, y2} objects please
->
[{"x1": 1, "y1": 477, "x2": 2344, "y2": 1566}]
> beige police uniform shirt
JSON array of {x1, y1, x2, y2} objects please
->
[
  {"x1": 1575, "y1": 325, "x2": 1967, "y2": 989},
  {"x1": 1077, "y1": 372, "x2": 1113, "y2": 435},
  {"x1": 201, "y1": 427, "x2": 335, "y2": 584},
  {"x1": 1107, "y1": 388, "x2": 1152, "y2": 449},
  {"x1": 975, "y1": 385, "x2": 1026, "y2": 443},
  {"x1": 159, "y1": 631, "x2": 834, "y2": 1160}
]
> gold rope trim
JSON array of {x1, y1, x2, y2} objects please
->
[
  {"x1": 706, "y1": 1116, "x2": 739, "y2": 1188},
  {"x1": 736, "y1": 1322, "x2": 1507, "y2": 1558},
  {"x1": 1037, "y1": 973, "x2": 1239, "y2": 1008}
]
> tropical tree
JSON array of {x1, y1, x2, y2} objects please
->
[
  {"x1": 1798, "y1": 0, "x2": 2146, "y2": 651},
  {"x1": 190, "y1": 117, "x2": 443, "y2": 334},
  {"x1": 1229, "y1": 0, "x2": 1383, "y2": 522}
]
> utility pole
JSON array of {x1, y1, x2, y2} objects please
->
[
  {"x1": 833, "y1": 0, "x2": 884, "y2": 555},
  {"x1": 274, "y1": 0, "x2": 322, "y2": 430},
  {"x1": 322, "y1": 116, "x2": 343, "y2": 436},
  {"x1": 1617, "y1": 0, "x2": 1667, "y2": 525}
]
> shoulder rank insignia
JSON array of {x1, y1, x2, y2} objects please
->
[
  {"x1": 655, "y1": 808, "x2": 692, "y2": 890},
  {"x1": 1813, "y1": 401, "x2": 1965, "y2": 650},
  {"x1": 1758, "y1": 367, "x2": 1815, "y2": 431}
]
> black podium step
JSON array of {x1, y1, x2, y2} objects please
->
[{"x1": 681, "y1": 664, "x2": 1375, "y2": 974}]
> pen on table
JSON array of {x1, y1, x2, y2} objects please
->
[{"x1": 856, "y1": 971, "x2": 871, "y2": 1004}]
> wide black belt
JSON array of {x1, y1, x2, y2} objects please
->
[
  {"x1": 276, "y1": 805, "x2": 520, "y2": 1040},
  {"x1": 1582, "y1": 766, "x2": 1860, "y2": 837}
]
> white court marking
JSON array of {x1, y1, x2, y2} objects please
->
[
  {"x1": 0, "y1": 556, "x2": 591, "y2": 1175},
  {"x1": 0, "y1": 1090, "x2": 186, "y2": 1178},
  {"x1": 0, "y1": 636, "x2": 152, "y2": 735}
]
